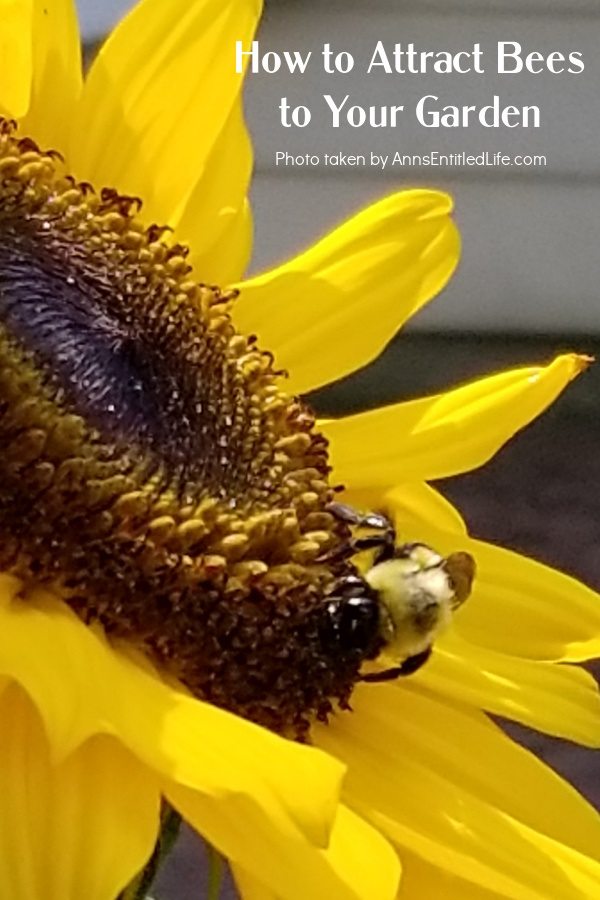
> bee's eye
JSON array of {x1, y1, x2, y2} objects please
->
[{"x1": 325, "y1": 593, "x2": 382, "y2": 658}]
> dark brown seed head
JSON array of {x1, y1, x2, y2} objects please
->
[{"x1": 0, "y1": 119, "x2": 372, "y2": 737}]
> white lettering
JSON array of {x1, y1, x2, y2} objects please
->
[
  {"x1": 415, "y1": 95, "x2": 540, "y2": 128},
  {"x1": 367, "y1": 41, "x2": 393, "y2": 74},
  {"x1": 323, "y1": 95, "x2": 404, "y2": 127},
  {"x1": 235, "y1": 41, "x2": 311, "y2": 74}
]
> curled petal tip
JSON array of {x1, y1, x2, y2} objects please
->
[
  {"x1": 407, "y1": 188, "x2": 455, "y2": 219},
  {"x1": 427, "y1": 190, "x2": 455, "y2": 216},
  {"x1": 574, "y1": 353, "x2": 595, "y2": 374}
]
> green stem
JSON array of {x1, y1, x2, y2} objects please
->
[
  {"x1": 118, "y1": 803, "x2": 181, "y2": 900},
  {"x1": 206, "y1": 844, "x2": 225, "y2": 900}
]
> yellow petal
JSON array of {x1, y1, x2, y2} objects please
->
[
  {"x1": 0, "y1": 0, "x2": 33, "y2": 118},
  {"x1": 454, "y1": 538, "x2": 600, "y2": 663},
  {"x1": 211, "y1": 804, "x2": 399, "y2": 900},
  {"x1": 69, "y1": 0, "x2": 260, "y2": 239},
  {"x1": 419, "y1": 632, "x2": 600, "y2": 746},
  {"x1": 175, "y1": 101, "x2": 253, "y2": 284},
  {"x1": 398, "y1": 851, "x2": 521, "y2": 900},
  {"x1": 234, "y1": 190, "x2": 459, "y2": 395},
  {"x1": 315, "y1": 682, "x2": 600, "y2": 900},
  {"x1": 233, "y1": 866, "x2": 278, "y2": 900},
  {"x1": 386, "y1": 490, "x2": 600, "y2": 663},
  {"x1": 19, "y1": 0, "x2": 82, "y2": 150},
  {"x1": 324, "y1": 354, "x2": 589, "y2": 486},
  {"x1": 0, "y1": 577, "x2": 344, "y2": 853},
  {"x1": 0, "y1": 682, "x2": 159, "y2": 900}
]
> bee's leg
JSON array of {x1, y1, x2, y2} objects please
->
[
  {"x1": 317, "y1": 535, "x2": 381, "y2": 564},
  {"x1": 360, "y1": 647, "x2": 432, "y2": 682},
  {"x1": 327, "y1": 502, "x2": 391, "y2": 532},
  {"x1": 318, "y1": 529, "x2": 395, "y2": 564},
  {"x1": 325, "y1": 502, "x2": 396, "y2": 563}
]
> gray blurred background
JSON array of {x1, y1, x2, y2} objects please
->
[{"x1": 78, "y1": 1, "x2": 600, "y2": 896}]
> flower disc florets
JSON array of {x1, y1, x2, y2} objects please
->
[{"x1": 0, "y1": 119, "x2": 371, "y2": 736}]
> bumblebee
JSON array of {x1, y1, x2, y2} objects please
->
[{"x1": 324, "y1": 503, "x2": 475, "y2": 681}]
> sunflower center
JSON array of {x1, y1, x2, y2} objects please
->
[{"x1": 0, "y1": 120, "x2": 366, "y2": 736}]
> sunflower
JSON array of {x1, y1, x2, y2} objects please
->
[{"x1": 0, "y1": 1, "x2": 599, "y2": 899}]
